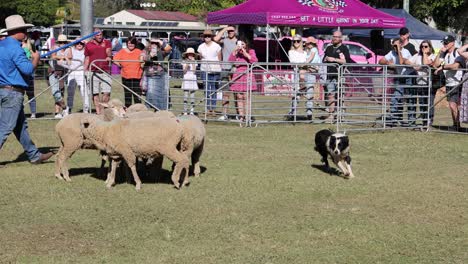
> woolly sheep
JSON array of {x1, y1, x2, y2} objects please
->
[
  {"x1": 125, "y1": 103, "x2": 149, "y2": 113},
  {"x1": 54, "y1": 99, "x2": 126, "y2": 181},
  {"x1": 176, "y1": 115, "x2": 206, "y2": 186},
  {"x1": 81, "y1": 115, "x2": 189, "y2": 190}
]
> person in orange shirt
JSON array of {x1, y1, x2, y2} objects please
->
[{"x1": 113, "y1": 37, "x2": 144, "y2": 107}]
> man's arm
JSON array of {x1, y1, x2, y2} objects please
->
[
  {"x1": 457, "y1": 44, "x2": 468, "y2": 60},
  {"x1": 213, "y1": 28, "x2": 227, "y2": 43}
]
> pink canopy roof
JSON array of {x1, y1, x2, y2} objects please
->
[{"x1": 207, "y1": 0, "x2": 405, "y2": 28}]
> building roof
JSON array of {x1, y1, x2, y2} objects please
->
[{"x1": 126, "y1": 10, "x2": 199, "y2": 22}]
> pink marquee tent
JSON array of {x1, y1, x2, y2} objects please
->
[{"x1": 207, "y1": 0, "x2": 405, "y2": 28}]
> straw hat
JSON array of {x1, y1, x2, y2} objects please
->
[
  {"x1": 4, "y1": 15, "x2": 34, "y2": 32},
  {"x1": 202, "y1": 29, "x2": 213, "y2": 37},
  {"x1": 0, "y1": 28, "x2": 7, "y2": 36},
  {"x1": 57, "y1": 34, "x2": 69, "y2": 43},
  {"x1": 305, "y1": 36, "x2": 317, "y2": 44},
  {"x1": 292, "y1": 34, "x2": 302, "y2": 41},
  {"x1": 182, "y1": 47, "x2": 198, "y2": 58}
]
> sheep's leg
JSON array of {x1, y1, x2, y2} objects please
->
[
  {"x1": 150, "y1": 156, "x2": 164, "y2": 183},
  {"x1": 54, "y1": 145, "x2": 65, "y2": 180},
  {"x1": 100, "y1": 153, "x2": 109, "y2": 181},
  {"x1": 106, "y1": 159, "x2": 120, "y2": 188},
  {"x1": 121, "y1": 154, "x2": 142, "y2": 191},
  {"x1": 191, "y1": 142, "x2": 204, "y2": 178},
  {"x1": 128, "y1": 165, "x2": 142, "y2": 191},
  {"x1": 58, "y1": 147, "x2": 76, "y2": 182},
  {"x1": 164, "y1": 149, "x2": 190, "y2": 189}
]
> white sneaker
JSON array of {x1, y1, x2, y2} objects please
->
[
  {"x1": 30, "y1": 113, "x2": 36, "y2": 119},
  {"x1": 54, "y1": 113, "x2": 63, "y2": 119},
  {"x1": 218, "y1": 115, "x2": 228, "y2": 121},
  {"x1": 62, "y1": 107, "x2": 69, "y2": 117}
]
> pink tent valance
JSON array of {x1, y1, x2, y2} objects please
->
[{"x1": 207, "y1": 0, "x2": 405, "y2": 28}]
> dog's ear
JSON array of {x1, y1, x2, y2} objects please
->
[
  {"x1": 341, "y1": 136, "x2": 349, "y2": 145},
  {"x1": 329, "y1": 136, "x2": 336, "y2": 148}
]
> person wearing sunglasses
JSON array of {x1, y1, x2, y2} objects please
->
[
  {"x1": 49, "y1": 34, "x2": 72, "y2": 118},
  {"x1": 405, "y1": 40, "x2": 436, "y2": 127},
  {"x1": 67, "y1": 38, "x2": 89, "y2": 113},
  {"x1": 433, "y1": 35, "x2": 465, "y2": 130},
  {"x1": 286, "y1": 34, "x2": 310, "y2": 121},
  {"x1": 197, "y1": 29, "x2": 222, "y2": 116},
  {"x1": 322, "y1": 30, "x2": 352, "y2": 123},
  {"x1": 379, "y1": 38, "x2": 413, "y2": 126},
  {"x1": 214, "y1": 25, "x2": 238, "y2": 121}
]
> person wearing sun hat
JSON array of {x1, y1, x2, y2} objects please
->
[
  {"x1": 197, "y1": 29, "x2": 222, "y2": 116},
  {"x1": 0, "y1": 14, "x2": 54, "y2": 164},
  {"x1": 181, "y1": 47, "x2": 199, "y2": 115},
  {"x1": 48, "y1": 33, "x2": 72, "y2": 118}
]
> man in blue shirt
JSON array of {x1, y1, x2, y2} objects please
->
[{"x1": 0, "y1": 15, "x2": 53, "y2": 164}]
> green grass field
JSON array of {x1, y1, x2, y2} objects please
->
[{"x1": 0, "y1": 80, "x2": 467, "y2": 263}]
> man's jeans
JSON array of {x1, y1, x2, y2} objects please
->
[
  {"x1": 0, "y1": 89, "x2": 41, "y2": 162},
  {"x1": 201, "y1": 72, "x2": 220, "y2": 111},
  {"x1": 390, "y1": 78, "x2": 415, "y2": 122}
]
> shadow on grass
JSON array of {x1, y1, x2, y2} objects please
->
[
  {"x1": 431, "y1": 125, "x2": 468, "y2": 133},
  {"x1": 311, "y1": 164, "x2": 345, "y2": 178},
  {"x1": 86, "y1": 163, "x2": 208, "y2": 188},
  {"x1": 0, "y1": 146, "x2": 58, "y2": 166}
]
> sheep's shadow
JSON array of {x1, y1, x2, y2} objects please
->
[
  {"x1": 311, "y1": 164, "x2": 345, "y2": 178},
  {"x1": 88, "y1": 164, "x2": 207, "y2": 187},
  {"x1": 0, "y1": 146, "x2": 58, "y2": 166}
]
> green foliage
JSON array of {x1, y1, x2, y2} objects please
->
[{"x1": 361, "y1": 0, "x2": 468, "y2": 32}]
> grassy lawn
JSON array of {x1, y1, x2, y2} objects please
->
[{"x1": 0, "y1": 78, "x2": 467, "y2": 263}]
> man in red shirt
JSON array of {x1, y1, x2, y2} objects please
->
[{"x1": 84, "y1": 29, "x2": 112, "y2": 114}]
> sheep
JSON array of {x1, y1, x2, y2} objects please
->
[
  {"x1": 80, "y1": 115, "x2": 189, "y2": 190},
  {"x1": 54, "y1": 98, "x2": 126, "y2": 181},
  {"x1": 177, "y1": 115, "x2": 206, "y2": 186},
  {"x1": 125, "y1": 103, "x2": 149, "y2": 113},
  {"x1": 118, "y1": 112, "x2": 205, "y2": 187}
]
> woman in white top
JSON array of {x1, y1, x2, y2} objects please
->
[
  {"x1": 68, "y1": 39, "x2": 89, "y2": 113},
  {"x1": 287, "y1": 34, "x2": 314, "y2": 118},
  {"x1": 405, "y1": 40, "x2": 436, "y2": 126},
  {"x1": 197, "y1": 29, "x2": 222, "y2": 115}
]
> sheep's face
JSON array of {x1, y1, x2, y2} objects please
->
[{"x1": 100, "y1": 101, "x2": 126, "y2": 118}]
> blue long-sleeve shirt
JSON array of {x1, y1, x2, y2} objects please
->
[{"x1": 0, "y1": 36, "x2": 34, "y2": 88}]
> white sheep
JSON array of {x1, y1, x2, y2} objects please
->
[
  {"x1": 80, "y1": 115, "x2": 189, "y2": 190},
  {"x1": 125, "y1": 103, "x2": 149, "y2": 113},
  {"x1": 177, "y1": 115, "x2": 206, "y2": 186},
  {"x1": 54, "y1": 99, "x2": 126, "y2": 181}
]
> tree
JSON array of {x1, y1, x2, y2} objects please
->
[{"x1": 360, "y1": 0, "x2": 467, "y2": 32}]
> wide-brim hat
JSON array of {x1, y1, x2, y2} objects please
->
[
  {"x1": 0, "y1": 28, "x2": 7, "y2": 36},
  {"x1": 57, "y1": 34, "x2": 69, "y2": 43},
  {"x1": 202, "y1": 29, "x2": 213, "y2": 37},
  {"x1": 305, "y1": 36, "x2": 317, "y2": 44},
  {"x1": 182, "y1": 47, "x2": 198, "y2": 58},
  {"x1": 4, "y1": 15, "x2": 34, "y2": 32}
]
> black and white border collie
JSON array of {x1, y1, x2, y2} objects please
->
[{"x1": 314, "y1": 129, "x2": 355, "y2": 179}]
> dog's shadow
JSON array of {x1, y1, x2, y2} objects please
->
[{"x1": 311, "y1": 164, "x2": 345, "y2": 178}]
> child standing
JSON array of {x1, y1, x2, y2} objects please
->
[{"x1": 181, "y1": 48, "x2": 199, "y2": 115}]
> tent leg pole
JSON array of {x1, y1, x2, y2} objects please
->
[{"x1": 266, "y1": 24, "x2": 270, "y2": 64}]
